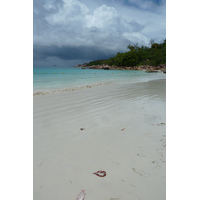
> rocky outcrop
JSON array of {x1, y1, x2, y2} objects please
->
[
  {"x1": 74, "y1": 63, "x2": 166, "y2": 73},
  {"x1": 75, "y1": 64, "x2": 87, "y2": 68}
]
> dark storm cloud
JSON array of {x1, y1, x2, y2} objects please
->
[
  {"x1": 33, "y1": 45, "x2": 116, "y2": 61},
  {"x1": 33, "y1": 0, "x2": 166, "y2": 66},
  {"x1": 125, "y1": 0, "x2": 165, "y2": 8}
]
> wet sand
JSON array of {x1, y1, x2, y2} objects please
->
[{"x1": 33, "y1": 79, "x2": 166, "y2": 200}]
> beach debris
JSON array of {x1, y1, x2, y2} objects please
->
[
  {"x1": 121, "y1": 128, "x2": 125, "y2": 131},
  {"x1": 93, "y1": 170, "x2": 106, "y2": 177},
  {"x1": 80, "y1": 128, "x2": 85, "y2": 131},
  {"x1": 157, "y1": 123, "x2": 166, "y2": 126},
  {"x1": 76, "y1": 189, "x2": 86, "y2": 200}
]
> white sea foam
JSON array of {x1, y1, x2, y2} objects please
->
[{"x1": 33, "y1": 81, "x2": 112, "y2": 95}]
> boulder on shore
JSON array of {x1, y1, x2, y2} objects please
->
[
  {"x1": 79, "y1": 63, "x2": 166, "y2": 72},
  {"x1": 103, "y1": 67, "x2": 109, "y2": 70},
  {"x1": 145, "y1": 69, "x2": 158, "y2": 73}
]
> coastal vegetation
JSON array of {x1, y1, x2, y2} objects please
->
[{"x1": 86, "y1": 39, "x2": 166, "y2": 67}]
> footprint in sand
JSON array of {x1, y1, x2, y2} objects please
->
[
  {"x1": 38, "y1": 161, "x2": 43, "y2": 167},
  {"x1": 137, "y1": 153, "x2": 146, "y2": 157},
  {"x1": 121, "y1": 179, "x2": 135, "y2": 187},
  {"x1": 132, "y1": 168, "x2": 145, "y2": 177},
  {"x1": 152, "y1": 161, "x2": 161, "y2": 169},
  {"x1": 160, "y1": 158, "x2": 166, "y2": 163}
]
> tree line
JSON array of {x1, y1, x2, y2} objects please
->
[{"x1": 86, "y1": 39, "x2": 166, "y2": 67}]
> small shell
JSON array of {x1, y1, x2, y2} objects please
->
[
  {"x1": 76, "y1": 189, "x2": 86, "y2": 200},
  {"x1": 93, "y1": 170, "x2": 106, "y2": 177}
]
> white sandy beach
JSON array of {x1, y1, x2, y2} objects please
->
[{"x1": 33, "y1": 79, "x2": 166, "y2": 200}]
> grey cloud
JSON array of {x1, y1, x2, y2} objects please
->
[
  {"x1": 34, "y1": 2, "x2": 146, "y2": 47},
  {"x1": 33, "y1": 0, "x2": 166, "y2": 66}
]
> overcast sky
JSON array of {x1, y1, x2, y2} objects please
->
[{"x1": 33, "y1": 0, "x2": 166, "y2": 67}]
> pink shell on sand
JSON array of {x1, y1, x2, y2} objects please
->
[
  {"x1": 76, "y1": 189, "x2": 86, "y2": 200},
  {"x1": 93, "y1": 170, "x2": 106, "y2": 177}
]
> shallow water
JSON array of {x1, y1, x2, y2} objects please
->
[{"x1": 33, "y1": 66, "x2": 166, "y2": 95}]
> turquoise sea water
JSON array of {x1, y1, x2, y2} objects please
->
[{"x1": 33, "y1": 66, "x2": 166, "y2": 94}]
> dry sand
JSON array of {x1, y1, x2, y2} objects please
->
[{"x1": 33, "y1": 79, "x2": 166, "y2": 200}]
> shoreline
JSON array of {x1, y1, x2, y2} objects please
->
[
  {"x1": 33, "y1": 72, "x2": 166, "y2": 96},
  {"x1": 34, "y1": 78, "x2": 166, "y2": 200}
]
